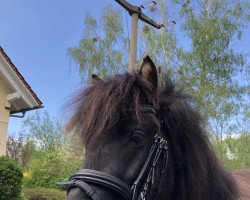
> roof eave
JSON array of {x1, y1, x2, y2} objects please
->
[{"x1": 0, "y1": 47, "x2": 43, "y2": 113}]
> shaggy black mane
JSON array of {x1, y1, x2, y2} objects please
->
[
  {"x1": 66, "y1": 72, "x2": 239, "y2": 200},
  {"x1": 158, "y1": 81, "x2": 239, "y2": 200},
  {"x1": 66, "y1": 72, "x2": 157, "y2": 145}
]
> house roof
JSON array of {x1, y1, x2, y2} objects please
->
[{"x1": 0, "y1": 46, "x2": 43, "y2": 114}]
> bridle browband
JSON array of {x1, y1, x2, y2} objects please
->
[{"x1": 58, "y1": 107, "x2": 169, "y2": 200}]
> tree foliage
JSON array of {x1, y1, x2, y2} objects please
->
[
  {"x1": 212, "y1": 133, "x2": 250, "y2": 170},
  {"x1": 6, "y1": 111, "x2": 84, "y2": 189},
  {"x1": 175, "y1": 0, "x2": 249, "y2": 140},
  {"x1": 23, "y1": 111, "x2": 63, "y2": 150},
  {"x1": 68, "y1": 5, "x2": 128, "y2": 78},
  {"x1": 6, "y1": 135, "x2": 35, "y2": 170}
]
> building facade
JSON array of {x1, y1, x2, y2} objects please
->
[{"x1": 0, "y1": 47, "x2": 42, "y2": 155}]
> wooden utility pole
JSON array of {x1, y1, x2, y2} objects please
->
[{"x1": 115, "y1": 0, "x2": 162, "y2": 71}]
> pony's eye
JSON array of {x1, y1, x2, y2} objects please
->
[{"x1": 131, "y1": 132, "x2": 143, "y2": 143}]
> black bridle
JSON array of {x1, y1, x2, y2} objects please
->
[{"x1": 58, "y1": 107, "x2": 169, "y2": 200}]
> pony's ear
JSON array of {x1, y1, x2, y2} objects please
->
[
  {"x1": 91, "y1": 74, "x2": 103, "y2": 85},
  {"x1": 139, "y1": 56, "x2": 158, "y2": 91}
]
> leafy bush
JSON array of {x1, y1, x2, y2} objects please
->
[
  {"x1": 0, "y1": 156, "x2": 23, "y2": 200},
  {"x1": 212, "y1": 133, "x2": 250, "y2": 170},
  {"x1": 23, "y1": 149, "x2": 81, "y2": 188},
  {"x1": 23, "y1": 188, "x2": 66, "y2": 200}
]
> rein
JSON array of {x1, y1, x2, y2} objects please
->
[{"x1": 58, "y1": 107, "x2": 169, "y2": 200}]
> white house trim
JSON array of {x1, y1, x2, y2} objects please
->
[
  {"x1": 0, "y1": 51, "x2": 42, "y2": 113},
  {"x1": 5, "y1": 92, "x2": 21, "y2": 108}
]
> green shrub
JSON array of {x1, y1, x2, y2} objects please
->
[
  {"x1": 0, "y1": 156, "x2": 23, "y2": 200},
  {"x1": 23, "y1": 188, "x2": 66, "y2": 200},
  {"x1": 23, "y1": 149, "x2": 81, "y2": 188}
]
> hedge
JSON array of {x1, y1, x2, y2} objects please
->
[
  {"x1": 0, "y1": 156, "x2": 23, "y2": 200},
  {"x1": 23, "y1": 188, "x2": 66, "y2": 200}
]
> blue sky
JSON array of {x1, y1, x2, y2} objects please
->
[
  {"x1": 1, "y1": 0, "x2": 249, "y2": 134},
  {"x1": 0, "y1": 0, "x2": 111, "y2": 133}
]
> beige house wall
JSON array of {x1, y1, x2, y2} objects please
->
[{"x1": 0, "y1": 77, "x2": 11, "y2": 155}]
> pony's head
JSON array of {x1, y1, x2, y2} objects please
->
[{"x1": 63, "y1": 56, "x2": 239, "y2": 200}]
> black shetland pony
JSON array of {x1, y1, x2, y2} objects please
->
[{"x1": 63, "y1": 56, "x2": 239, "y2": 200}]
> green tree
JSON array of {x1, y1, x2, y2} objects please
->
[
  {"x1": 175, "y1": 0, "x2": 250, "y2": 141},
  {"x1": 15, "y1": 111, "x2": 85, "y2": 188},
  {"x1": 68, "y1": 5, "x2": 128, "y2": 78},
  {"x1": 5, "y1": 111, "x2": 85, "y2": 189},
  {"x1": 6, "y1": 134, "x2": 36, "y2": 170},
  {"x1": 23, "y1": 111, "x2": 63, "y2": 150}
]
